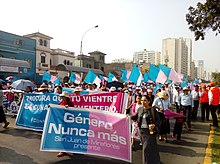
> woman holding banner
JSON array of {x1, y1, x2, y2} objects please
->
[
  {"x1": 57, "y1": 91, "x2": 73, "y2": 157},
  {"x1": 131, "y1": 95, "x2": 160, "y2": 164},
  {"x1": 131, "y1": 93, "x2": 142, "y2": 148}
]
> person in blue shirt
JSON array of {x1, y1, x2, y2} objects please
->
[{"x1": 178, "y1": 87, "x2": 194, "y2": 131}]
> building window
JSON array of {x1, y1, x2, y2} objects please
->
[
  {"x1": 44, "y1": 40, "x2": 47, "y2": 47},
  {"x1": 67, "y1": 60, "x2": 70, "y2": 65},
  {"x1": 70, "y1": 62, "x2": 73, "y2": 66},
  {"x1": 64, "y1": 60, "x2": 67, "y2": 65},
  {"x1": 40, "y1": 52, "x2": 46, "y2": 63},
  {"x1": 41, "y1": 56, "x2": 46, "y2": 63},
  {"x1": 39, "y1": 39, "x2": 43, "y2": 46},
  {"x1": 101, "y1": 67, "x2": 104, "y2": 72}
]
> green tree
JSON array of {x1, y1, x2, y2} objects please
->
[
  {"x1": 186, "y1": 0, "x2": 220, "y2": 40},
  {"x1": 211, "y1": 72, "x2": 220, "y2": 86}
]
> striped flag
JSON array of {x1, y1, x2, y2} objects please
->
[
  {"x1": 129, "y1": 64, "x2": 143, "y2": 86},
  {"x1": 84, "y1": 70, "x2": 101, "y2": 87},
  {"x1": 70, "y1": 72, "x2": 81, "y2": 84}
]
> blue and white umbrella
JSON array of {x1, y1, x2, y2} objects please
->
[
  {"x1": 0, "y1": 79, "x2": 6, "y2": 83},
  {"x1": 11, "y1": 79, "x2": 35, "y2": 91}
]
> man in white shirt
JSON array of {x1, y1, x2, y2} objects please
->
[{"x1": 191, "y1": 85, "x2": 200, "y2": 120}]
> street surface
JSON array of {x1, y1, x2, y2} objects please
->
[{"x1": 0, "y1": 115, "x2": 210, "y2": 164}]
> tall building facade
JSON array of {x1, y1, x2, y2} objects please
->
[
  {"x1": 133, "y1": 49, "x2": 161, "y2": 65},
  {"x1": 197, "y1": 60, "x2": 205, "y2": 79},
  {"x1": 162, "y1": 38, "x2": 192, "y2": 76}
]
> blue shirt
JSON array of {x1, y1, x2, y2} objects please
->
[{"x1": 178, "y1": 93, "x2": 194, "y2": 107}]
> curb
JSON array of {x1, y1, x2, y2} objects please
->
[{"x1": 203, "y1": 126, "x2": 214, "y2": 164}]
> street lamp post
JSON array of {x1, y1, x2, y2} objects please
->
[{"x1": 80, "y1": 25, "x2": 98, "y2": 55}]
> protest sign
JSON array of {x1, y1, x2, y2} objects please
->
[
  {"x1": 41, "y1": 104, "x2": 131, "y2": 163},
  {"x1": 15, "y1": 93, "x2": 60, "y2": 131},
  {"x1": 71, "y1": 92, "x2": 128, "y2": 114}
]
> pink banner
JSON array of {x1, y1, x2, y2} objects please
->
[
  {"x1": 70, "y1": 92, "x2": 128, "y2": 114},
  {"x1": 41, "y1": 104, "x2": 132, "y2": 162}
]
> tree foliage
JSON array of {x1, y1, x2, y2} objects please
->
[
  {"x1": 186, "y1": 0, "x2": 220, "y2": 41},
  {"x1": 211, "y1": 72, "x2": 220, "y2": 86}
]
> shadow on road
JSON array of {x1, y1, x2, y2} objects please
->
[
  {"x1": 0, "y1": 128, "x2": 42, "y2": 140},
  {"x1": 49, "y1": 153, "x2": 128, "y2": 164},
  {"x1": 0, "y1": 146, "x2": 37, "y2": 164},
  {"x1": 158, "y1": 144, "x2": 205, "y2": 157}
]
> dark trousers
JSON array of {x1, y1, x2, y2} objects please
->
[
  {"x1": 182, "y1": 105, "x2": 192, "y2": 128},
  {"x1": 209, "y1": 105, "x2": 219, "y2": 127},
  {"x1": 0, "y1": 106, "x2": 7, "y2": 123},
  {"x1": 200, "y1": 102, "x2": 209, "y2": 121},
  {"x1": 192, "y1": 100, "x2": 199, "y2": 120},
  {"x1": 141, "y1": 129, "x2": 160, "y2": 164},
  {"x1": 175, "y1": 102, "x2": 180, "y2": 113},
  {"x1": 173, "y1": 122, "x2": 183, "y2": 140}
]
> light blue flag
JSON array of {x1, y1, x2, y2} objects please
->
[
  {"x1": 108, "y1": 72, "x2": 118, "y2": 82},
  {"x1": 143, "y1": 72, "x2": 149, "y2": 82},
  {"x1": 43, "y1": 72, "x2": 51, "y2": 82},
  {"x1": 148, "y1": 64, "x2": 159, "y2": 82},
  {"x1": 181, "y1": 81, "x2": 188, "y2": 88},
  {"x1": 159, "y1": 64, "x2": 171, "y2": 77},
  {"x1": 183, "y1": 75, "x2": 188, "y2": 82},
  {"x1": 70, "y1": 72, "x2": 76, "y2": 82},
  {"x1": 121, "y1": 70, "x2": 129, "y2": 82},
  {"x1": 129, "y1": 64, "x2": 142, "y2": 86},
  {"x1": 84, "y1": 70, "x2": 101, "y2": 86},
  {"x1": 54, "y1": 78, "x2": 60, "y2": 86}
]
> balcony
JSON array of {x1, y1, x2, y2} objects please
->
[{"x1": 38, "y1": 63, "x2": 49, "y2": 68}]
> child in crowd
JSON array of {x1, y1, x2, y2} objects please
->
[{"x1": 172, "y1": 110, "x2": 187, "y2": 142}]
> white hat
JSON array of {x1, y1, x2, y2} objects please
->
[
  {"x1": 157, "y1": 91, "x2": 169, "y2": 99},
  {"x1": 74, "y1": 86, "x2": 82, "y2": 92},
  {"x1": 109, "y1": 86, "x2": 116, "y2": 92},
  {"x1": 147, "y1": 89, "x2": 153, "y2": 92},
  {"x1": 183, "y1": 87, "x2": 189, "y2": 91},
  {"x1": 60, "y1": 91, "x2": 70, "y2": 98}
]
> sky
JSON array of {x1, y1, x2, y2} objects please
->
[{"x1": 1, "y1": 0, "x2": 220, "y2": 73}]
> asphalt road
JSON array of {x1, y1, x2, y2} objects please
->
[{"x1": 0, "y1": 115, "x2": 210, "y2": 164}]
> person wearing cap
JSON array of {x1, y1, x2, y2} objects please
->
[
  {"x1": 38, "y1": 83, "x2": 49, "y2": 93},
  {"x1": 199, "y1": 84, "x2": 209, "y2": 122},
  {"x1": 72, "y1": 86, "x2": 82, "y2": 95},
  {"x1": 86, "y1": 83, "x2": 94, "y2": 91},
  {"x1": 57, "y1": 91, "x2": 73, "y2": 157},
  {"x1": 191, "y1": 85, "x2": 200, "y2": 120},
  {"x1": 208, "y1": 82, "x2": 219, "y2": 127},
  {"x1": 141, "y1": 86, "x2": 147, "y2": 96},
  {"x1": 152, "y1": 90, "x2": 171, "y2": 142},
  {"x1": 54, "y1": 86, "x2": 62, "y2": 94},
  {"x1": 132, "y1": 86, "x2": 141, "y2": 104},
  {"x1": 178, "y1": 87, "x2": 194, "y2": 131},
  {"x1": 63, "y1": 83, "x2": 69, "y2": 88},
  {"x1": 109, "y1": 86, "x2": 116, "y2": 92}
]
